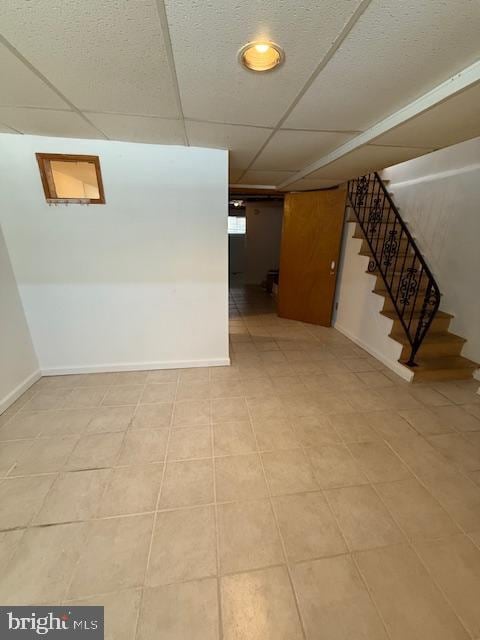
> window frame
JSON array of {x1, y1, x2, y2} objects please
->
[{"x1": 36, "y1": 153, "x2": 106, "y2": 204}]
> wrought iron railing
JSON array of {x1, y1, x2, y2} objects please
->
[{"x1": 347, "y1": 172, "x2": 441, "y2": 367}]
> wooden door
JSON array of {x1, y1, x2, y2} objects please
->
[{"x1": 278, "y1": 189, "x2": 346, "y2": 326}]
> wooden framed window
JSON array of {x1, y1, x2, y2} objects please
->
[{"x1": 36, "y1": 153, "x2": 106, "y2": 204}]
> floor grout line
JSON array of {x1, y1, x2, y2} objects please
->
[
  {"x1": 131, "y1": 370, "x2": 179, "y2": 640},
  {"x1": 370, "y1": 480, "x2": 474, "y2": 638},
  {"x1": 291, "y1": 411, "x2": 395, "y2": 640},
  {"x1": 245, "y1": 397, "x2": 308, "y2": 640},
  {"x1": 60, "y1": 379, "x2": 146, "y2": 606},
  {"x1": 210, "y1": 389, "x2": 225, "y2": 640}
]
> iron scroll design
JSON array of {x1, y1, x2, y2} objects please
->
[{"x1": 347, "y1": 172, "x2": 441, "y2": 366}]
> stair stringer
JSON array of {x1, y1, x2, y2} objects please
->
[{"x1": 333, "y1": 220, "x2": 414, "y2": 381}]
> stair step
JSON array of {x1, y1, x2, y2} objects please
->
[
  {"x1": 353, "y1": 229, "x2": 410, "y2": 241},
  {"x1": 405, "y1": 355, "x2": 478, "y2": 382},
  {"x1": 354, "y1": 232, "x2": 404, "y2": 244},
  {"x1": 373, "y1": 286, "x2": 430, "y2": 297},
  {"x1": 351, "y1": 188, "x2": 393, "y2": 198},
  {"x1": 380, "y1": 308, "x2": 452, "y2": 333},
  {"x1": 359, "y1": 238, "x2": 413, "y2": 253},
  {"x1": 390, "y1": 331, "x2": 466, "y2": 358},
  {"x1": 391, "y1": 331, "x2": 466, "y2": 346},
  {"x1": 360, "y1": 250, "x2": 413, "y2": 261},
  {"x1": 374, "y1": 283, "x2": 435, "y2": 306},
  {"x1": 348, "y1": 212, "x2": 401, "y2": 225},
  {"x1": 368, "y1": 270, "x2": 424, "y2": 278},
  {"x1": 381, "y1": 309, "x2": 453, "y2": 322},
  {"x1": 347, "y1": 213, "x2": 395, "y2": 224},
  {"x1": 373, "y1": 277, "x2": 430, "y2": 290}
]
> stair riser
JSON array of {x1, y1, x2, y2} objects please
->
[
  {"x1": 359, "y1": 240, "x2": 413, "y2": 259},
  {"x1": 375, "y1": 278, "x2": 429, "y2": 292},
  {"x1": 411, "y1": 368, "x2": 476, "y2": 382},
  {"x1": 349, "y1": 189, "x2": 393, "y2": 200},
  {"x1": 399, "y1": 341, "x2": 465, "y2": 359},
  {"x1": 388, "y1": 316, "x2": 452, "y2": 334},
  {"x1": 381, "y1": 297, "x2": 431, "y2": 314},
  {"x1": 356, "y1": 233, "x2": 412, "y2": 246},
  {"x1": 360, "y1": 252, "x2": 412, "y2": 264},
  {"x1": 348, "y1": 214, "x2": 397, "y2": 225}
]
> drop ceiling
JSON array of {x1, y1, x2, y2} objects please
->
[{"x1": 0, "y1": 0, "x2": 479, "y2": 190}]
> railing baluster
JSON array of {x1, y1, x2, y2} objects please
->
[
  {"x1": 373, "y1": 183, "x2": 384, "y2": 259},
  {"x1": 385, "y1": 216, "x2": 398, "y2": 288},
  {"x1": 393, "y1": 233, "x2": 407, "y2": 304},
  {"x1": 408, "y1": 264, "x2": 423, "y2": 333},
  {"x1": 378, "y1": 202, "x2": 390, "y2": 275}
]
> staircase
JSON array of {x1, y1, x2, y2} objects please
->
[{"x1": 347, "y1": 173, "x2": 478, "y2": 382}]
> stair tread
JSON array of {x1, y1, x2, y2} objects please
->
[
  {"x1": 381, "y1": 309, "x2": 453, "y2": 320},
  {"x1": 373, "y1": 286, "x2": 430, "y2": 295},
  {"x1": 370, "y1": 271, "x2": 430, "y2": 278},
  {"x1": 353, "y1": 232, "x2": 410, "y2": 240},
  {"x1": 405, "y1": 355, "x2": 478, "y2": 371},
  {"x1": 360, "y1": 256, "x2": 414, "y2": 264},
  {"x1": 359, "y1": 250, "x2": 413, "y2": 259},
  {"x1": 390, "y1": 332, "x2": 466, "y2": 345}
]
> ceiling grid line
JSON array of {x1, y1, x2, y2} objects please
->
[
  {"x1": 0, "y1": 121, "x2": 21, "y2": 134},
  {"x1": 370, "y1": 143, "x2": 436, "y2": 151},
  {"x1": 235, "y1": 0, "x2": 373, "y2": 183},
  {"x1": 0, "y1": 106, "x2": 362, "y2": 135},
  {"x1": 154, "y1": 0, "x2": 189, "y2": 146},
  {"x1": 0, "y1": 34, "x2": 109, "y2": 140}
]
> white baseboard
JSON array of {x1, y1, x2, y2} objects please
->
[
  {"x1": 334, "y1": 323, "x2": 414, "y2": 382},
  {"x1": 41, "y1": 358, "x2": 231, "y2": 376},
  {"x1": 0, "y1": 369, "x2": 42, "y2": 415}
]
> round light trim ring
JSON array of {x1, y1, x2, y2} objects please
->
[{"x1": 238, "y1": 41, "x2": 285, "y2": 72}]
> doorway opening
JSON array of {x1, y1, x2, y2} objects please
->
[{"x1": 228, "y1": 191, "x2": 285, "y2": 306}]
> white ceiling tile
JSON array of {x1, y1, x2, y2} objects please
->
[
  {"x1": 252, "y1": 129, "x2": 356, "y2": 171},
  {"x1": 371, "y1": 84, "x2": 480, "y2": 149},
  {"x1": 0, "y1": 43, "x2": 68, "y2": 109},
  {"x1": 186, "y1": 121, "x2": 272, "y2": 169},
  {"x1": 297, "y1": 144, "x2": 433, "y2": 182},
  {"x1": 239, "y1": 170, "x2": 296, "y2": 186},
  {"x1": 165, "y1": 0, "x2": 364, "y2": 126},
  {"x1": 285, "y1": 0, "x2": 480, "y2": 131},
  {"x1": 0, "y1": 1, "x2": 179, "y2": 117},
  {"x1": 284, "y1": 178, "x2": 344, "y2": 191},
  {"x1": 87, "y1": 113, "x2": 185, "y2": 145},
  {"x1": 0, "y1": 108, "x2": 104, "y2": 139}
]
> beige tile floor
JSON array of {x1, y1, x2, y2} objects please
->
[{"x1": 1, "y1": 285, "x2": 480, "y2": 639}]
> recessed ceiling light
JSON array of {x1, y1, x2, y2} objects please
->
[{"x1": 238, "y1": 41, "x2": 284, "y2": 72}]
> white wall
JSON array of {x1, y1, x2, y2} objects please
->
[
  {"x1": 333, "y1": 219, "x2": 413, "y2": 380},
  {"x1": 245, "y1": 203, "x2": 283, "y2": 285},
  {"x1": 0, "y1": 224, "x2": 40, "y2": 412},
  {"x1": 0, "y1": 134, "x2": 229, "y2": 374},
  {"x1": 383, "y1": 136, "x2": 480, "y2": 364}
]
